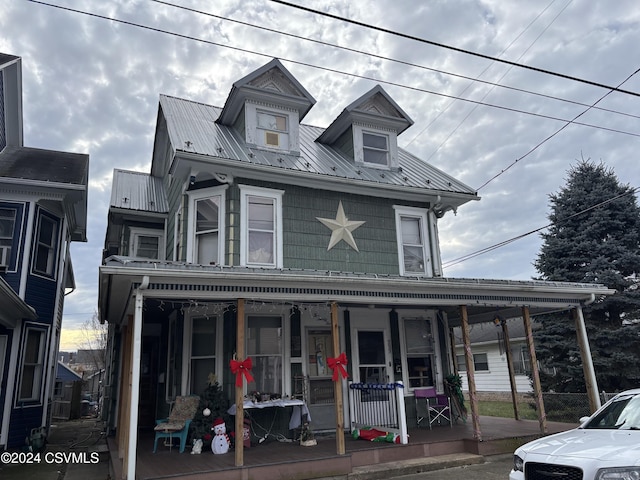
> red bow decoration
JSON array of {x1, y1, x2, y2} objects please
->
[
  {"x1": 327, "y1": 352, "x2": 349, "y2": 382},
  {"x1": 230, "y1": 357, "x2": 254, "y2": 387}
]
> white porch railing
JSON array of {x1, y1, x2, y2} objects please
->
[{"x1": 348, "y1": 381, "x2": 408, "y2": 444}]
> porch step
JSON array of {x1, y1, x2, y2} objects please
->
[{"x1": 347, "y1": 453, "x2": 485, "y2": 480}]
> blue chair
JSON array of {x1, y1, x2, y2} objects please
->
[{"x1": 153, "y1": 395, "x2": 200, "y2": 453}]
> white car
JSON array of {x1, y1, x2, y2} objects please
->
[{"x1": 510, "y1": 388, "x2": 640, "y2": 480}]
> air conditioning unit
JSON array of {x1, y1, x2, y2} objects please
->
[{"x1": 0, "y1": 246, "x2": 9, "y2": 268}]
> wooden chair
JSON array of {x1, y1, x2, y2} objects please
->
[
  {"x1": 153, "y1": 395, "x2": 200, "y2": 453},
  {"x1": 415, "y1": 387, "x2": 453, "y2": 429}
]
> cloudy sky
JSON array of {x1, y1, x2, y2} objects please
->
[{"x1": 2, "y1": 0, "x2": 639, "y2": 350}]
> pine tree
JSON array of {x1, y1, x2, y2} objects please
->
[
  {"x1": 189, "y1": 379, "x2": 230, "y2": 447},
  {"x1": 534, "y1": 160, "x2": 640, "y2": 392}
]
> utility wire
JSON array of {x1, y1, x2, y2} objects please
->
[
  {"x1": 442, "y1": 187, "x2": 640, "y2": 269},
  {"x1": 150, "y1": 0, "x2": 640, "y2": 123},
  {"x1": 271, "y1": 0, "x2": 640, "y2": 98},
  {"x1": 476, "y1": 66, "x2": 640, "y2": 191},
  {"x1": 26, "y1": 0, "x2": 640, "y2": 139}
]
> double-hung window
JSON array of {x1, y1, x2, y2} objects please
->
[
  {"x1": 394, "y1": 206, "x2": 431, "y2": 276},
  {"x1": 362, "y1": 132, "x2": 389, "y2": 166},
  {"x1": 456, "y1": 352, "x2": 489, "y2": 372},
  {"x1": 129, "y1": 227, "x2": 164, "y2": 259},
  {"x1": 240, "y1": 185, "x2": 283, "y2": 268},
  {"x1": 257, "y1": 111, "x2": 289, "y2": 149},
  {"x1": 0, "y1": 207, "x2": 16, "y2": 268},
  {"x1": 244, "y1": 102, "x2": 299, "y2": 152},
  {"x1": 187, "y1": 187, "x2": 226, "y2": 265},
  {"x1": 353, "y1": 124, "x2": 398, "y2": 169},
  {"x1": 33, "y1": 211, "x2": 58, "y2": 278},
  {"x1": 19, "y1": 327, "x2": 46, "y2": 402},
  {"x1": 188, "y1": 316, "x2": 220, "y2": 395},
  {"x1": 247, "y1": 316, "x2": 283, "y2": 394}
]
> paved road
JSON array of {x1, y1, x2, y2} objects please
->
[{"x1": 389, "y1": 454, "x2": 514, "y2": 480}]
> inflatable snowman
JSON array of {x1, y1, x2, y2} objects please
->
[{"x1": 211, "y1": 418, "x2": 230, "y2": 454}]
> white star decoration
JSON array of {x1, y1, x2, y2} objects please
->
[{"x1": 316, "y1": 201, "x2": 366, "y2": 252}]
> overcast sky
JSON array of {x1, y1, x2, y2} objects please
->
[{"x1": 2, "y1": 0, "x2": 639, "y2": 350}]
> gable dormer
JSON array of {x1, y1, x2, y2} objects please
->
[
  {"x1": 217, "y1": 59, "x2": 316, "y2": 154},
  {"x1": 317, "y1": 85, "x2": 413, "y2": 170}
]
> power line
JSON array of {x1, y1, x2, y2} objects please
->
[
  {"x1": 270, "y1": 0, "x2": 640, "y2": 98},
  {"x1": 150, "y1": 0, "x2": 640, "y2": 124},
  {"x1": 441, "y1": 187, "x2": 640, "y2": 270},
  {"x1": 25, "y1": 0, "x2": 640, "y2": 140},
  {"x1": 476, "y1": 66, "x2": 640, "y2": 191}
]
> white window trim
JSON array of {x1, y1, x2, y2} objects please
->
[
  {"x1": 182, "y1": 313, "x2": 224, "y2": 395},
  {"x1": 31, "y1": 209, "x2": 59, "y2": 280},
  {"x1": 353, "y1": 123, "x2": 398, "y2": 170},
  {"x1": 129, "y1": 227, "x2": 165, "y2": 259},
  {"x1": 17, "y1": 325, "x2": 47, "y2": 404},
  {"x1": 186, "y1": 186, "x2": 227, "y2": 265},
  {"x1": 393, "y1": 206, "x2": 432, "y2": 277},
  {"x1": 244, "y1": 101, "x2": 300, "y2": 153},
  {"x1": 239, "y1": 185, "x2": 284, "y2": 269},
  {"x1": 399, "y1": 312, "x2": 443, "y2": 391}
]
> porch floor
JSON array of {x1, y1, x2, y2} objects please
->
[{"x1": 110, "y1": 417, "x2": 575, "y2": 480}]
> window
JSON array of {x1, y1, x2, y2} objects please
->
[
  {"x1": 353, "y1": 124, "x2": 398, "y2": 169},
  {"x1": 0, "y1": 207, "x2": 16, "y2": 267},
  {"x1": 129, "y1": 227, "x2": 164, "y2": 259},
  {"x1": 394, "y1": 206, "x2": 431, "y2": 276},
  {"x1": 244, "y1": 101, "x2": 299, "y2": 152},
  {"x1": 362, "y1": 132, "x2": 389, "y2": 166},
  {"x1": 189, "y1": 316, "x2": 219, "y2": 395},
  {"x1": 257, "y1": 111, "x2": 289, "y2": 148},
  {"x1": 456, "y1": 352, "x2": 489, "y2": 372},
  {"x1": 240, "y1": 185, "x2": 283, "y2": 268},
  {"x1": 33, "y1": 212, "x2": 58, "y2": 277},
  {"x1": 19, "y1": 327, "x2": 46, "y2": 402},
  {"x1": 187, "y1": 187, "x2": 226, "y2": 265},
  {"x1": 247, "y1": 316, "x2": 283, "y2": 394},
  {"x1": 403, "y1": 317, "x2": 436, "y2": 388}
]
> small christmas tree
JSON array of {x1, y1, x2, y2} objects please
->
[{"x1": 190, "y1": 373, "x2": 230, "y2": 447}]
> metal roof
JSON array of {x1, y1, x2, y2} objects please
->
[
  {"x1": 110, "y1": 169, "x2": 169, "y2": 213},
  {"x1": 159, "y1": 95, "x2": 478, "y2": 202}
]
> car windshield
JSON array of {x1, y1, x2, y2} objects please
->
[{"x1": 584, "y1": 393, "x2": 640, "y2": 430}]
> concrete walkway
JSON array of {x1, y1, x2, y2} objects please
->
[{"x1": 0, "y1": 418, "x2": 110, "y2": 480}]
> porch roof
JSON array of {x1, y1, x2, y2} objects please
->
[
  {"x1": 0, "y1": 277, "x2": 37, "y2": 328},
  {"x1": 98, "y1": 256, "x2": 614, "y2": 327}
]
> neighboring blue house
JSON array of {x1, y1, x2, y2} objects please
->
[
  {"x1": 0, "y1": 53, "x2": 88, "y2": 449},
  {"x1": 98, "y1": 58, "x2": 612, "y2": 478}
]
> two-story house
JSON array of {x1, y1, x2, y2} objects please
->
[
  {"x1": 98, "y1": 59, "x2": 612, "y2": 478},
  {"x1": 0, "y1": 53, "x2": 89, "y2": 450}
]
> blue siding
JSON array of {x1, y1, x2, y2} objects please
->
[{"x1": 0, "y1": 73, "x2": 5, "y2": 150}]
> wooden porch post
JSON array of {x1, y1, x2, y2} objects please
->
[
  {"x1": 460, "y1": 305, "x2": 481, "y2": 441},
  {"x1": 522, "y1": 306, "x2": 547, "y2": 434},
  {"x1": 117, "y1": 323, "x2": 131, "y2": 464},
  {"x1": 235, "y1": 298, "x2": 245, "y2": 467},
  {"x1": 573, "y1": 306, "x2": 601, "y2": 412},
  {"x1": 500, "y1": 319, "x2": 520, "y2": 420},
  {"x1": 331, "y1": 301, "x2": 345, "y2": 455}
]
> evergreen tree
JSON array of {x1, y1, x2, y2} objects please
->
[
  {"x1": 189, "y1": 379, "x2": 230, "y2": 447},
  {"x1": 534, "y1": 160, "x2": 640, "y2": 392}
]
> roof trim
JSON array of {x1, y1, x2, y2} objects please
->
[{"x1": 0, "y1": 276, "x2": 38, "y2": 327}]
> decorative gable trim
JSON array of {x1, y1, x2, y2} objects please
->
[
  {"x1": 217, "y1": 58, "x2": 316, "y2": 127},
  {"x1": 317, "y1": 85, "x2": 413, "y2": 146}
]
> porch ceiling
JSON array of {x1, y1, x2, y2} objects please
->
[{"x1": 98, "y1": 257, "x2": 614, "y2": 326}]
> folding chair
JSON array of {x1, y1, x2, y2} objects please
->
[{"x1": 415, "y1": 387, "x2": 453, "y2": 429}]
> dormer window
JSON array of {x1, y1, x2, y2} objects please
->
[
  {"x1": 363, "y1": 131, "x2": 389, "y2": 166},
  {"x1": 257, "y1": 111, "x2": 289, "y2": 149},
  {"x1": 245, "y1": 101, "x2": 299, "y2": 153},
  {"x1": 353, "y1": 124, "x2": 398, "y2": 170}
]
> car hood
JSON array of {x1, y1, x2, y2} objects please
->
[{"x1": 518, "y1": 429, "x2": 640, "y2": 462}]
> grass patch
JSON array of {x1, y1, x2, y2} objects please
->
[{"x1": 477, "y1": 400, "x2": 538, "y2": 420}]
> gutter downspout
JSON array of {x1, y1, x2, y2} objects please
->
[
  {"x1": 127, "y1": 275, "x2": 149, "y2": 480},
  {"x1": 574, "y1": 293, "x2": 600, "y2": 412}
]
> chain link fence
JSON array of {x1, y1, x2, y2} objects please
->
[{"x1": 529, "y1": 391, "x2": 618, "y2": 422}]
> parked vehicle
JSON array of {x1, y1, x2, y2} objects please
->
[{"x1": 510, "y1": 388, "x2": 640, "y2": 480}]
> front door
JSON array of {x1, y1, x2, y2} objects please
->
[{"x1": 351, "y1": 314, "x2": 392, "y2": 385}]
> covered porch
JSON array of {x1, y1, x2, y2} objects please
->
[
  {"x1": 98, "y1": 258, "x2": 614, "y2": 479},
  {"x1": 108, "y1": 415, "x2": 577, "y2": 480}
]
